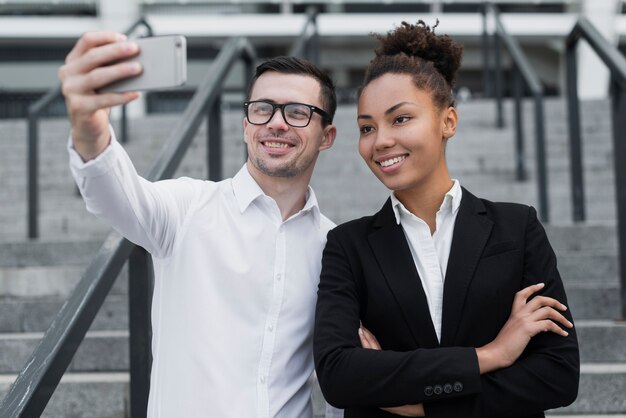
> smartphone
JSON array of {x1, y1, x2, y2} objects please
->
[{"x1": 100, "y1": 35, "x2": 187, "y2": 93}]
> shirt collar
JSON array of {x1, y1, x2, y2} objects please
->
[
  {"x1": 391, "y1": 179, "x2": 463, "y2": 225},
  {"x1": 231, "y1": 164, "x2": 321, "y2": 228}
]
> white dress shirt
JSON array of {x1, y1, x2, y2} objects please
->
[
  {"x1": 69, "y1": 132, "x2": 335, "y2": 418},
  {"x1": 391, "y1": 180, "x2": 462, "y2": 342}
]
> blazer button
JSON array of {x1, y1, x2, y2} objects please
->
[
  {"x1": 453, "y1": 381, "x2": 464, "y2": 392},
  {"x1": 434, "y1": 385, "x2": 443, "y2": 395},
  {"x1": 424, "y1": 386, "x2": 434, "y2": 396},
  {"x1": 443, "y1": 383, "x2": 453, "y2": 394}
]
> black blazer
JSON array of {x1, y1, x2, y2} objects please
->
[{"x1": 314, "y1": 188, "x2": 579, "y2": 418}]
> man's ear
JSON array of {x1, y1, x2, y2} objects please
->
[
  {"x1": 243, "y1": 117, "x2": 249, "y2": 143},
  {"x1": 442, "y1": 106, "x2": 458, "y2": 140},
  {"x1": 319, "y1": 124, "x2": 337, "y2": 151}
]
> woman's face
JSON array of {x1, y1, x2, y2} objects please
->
[{"x1": 357, "y1": 73, "x2": 457, "y2": 194}]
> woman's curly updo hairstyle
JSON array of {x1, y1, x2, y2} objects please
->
[{"x1": 359, "y1": 20, "x2": 464, "y2": 110}]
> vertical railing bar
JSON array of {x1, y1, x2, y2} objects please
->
[
  {"x1": 611, "y1": 83, "x2": 626, "y2": 319},
  {"x1": 565, "y1": 38, "x2": 586, "y2": 222},
  {"x1": 513, "y1": 66, "x2": 526, "y2": 182},
  {"x1": 121, "y1": 104, "x2": 129, "y2": 144},
  {"x1": 28, "y1": 113, "x2": 39, "y2": 239},
  {"x1": 494, "y1": 31, "x2": 504, "y2": 128},
  {"x1": 208, "y1": 95, "x2": 223, "y2": 181},
  {"x1": 128, "y1": 246, "x2": 154, "y2": 418},
  {"x1": 481, "y1": 3, "x2": 493, "y2": 98},
  {"x1": 310, "y1": 10, "x2": 319, "y2": 65},
  {"x1": 534, "y1": 93, "x2": 549, "y2": 222}
]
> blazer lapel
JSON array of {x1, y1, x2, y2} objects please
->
[
  {"x1": 368, "y1": 199, "x2": 440, "y2": 348},
  {"x1": 440, "y1": 188, "x2": 493, "y2": 346}
]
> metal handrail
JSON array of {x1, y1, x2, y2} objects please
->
[
  {"x1": 0, "y1": 36, "x2": 257, "y2": 418},
  {"x1": 482, "y1": 2, "x2": 550, "y2": 222},
  {"x1": 27, "y1": 17, "x2": 153, "y2": 239},
  {"x1": 288, "y1": 6, "x2": 319, "y2": 65},
  {"x1": 565, "y1": 16, "x2": 626, "y2": 319}
]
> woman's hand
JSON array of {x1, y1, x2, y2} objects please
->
[
  {"x1": 476, "y1": 282, "x2": 573, "y2": 374},
  {"x1": 359, "y1": 326, "x2": 425, "y2": 417}
]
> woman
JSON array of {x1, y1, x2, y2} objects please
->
[{"x1": 314, "y1": 21, "x2": 579, "y2": 417}]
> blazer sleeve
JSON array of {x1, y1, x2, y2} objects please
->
[
  {"x1": 314, "y1": 226, "x2": 482, "y2": 409},
  {"x1": 429, "y1": 207, "x2": 580, "y2": 417}
]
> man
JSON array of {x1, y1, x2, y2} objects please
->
[{"x1": 60, "y1": 31, "x2": 339, "y2": 417}]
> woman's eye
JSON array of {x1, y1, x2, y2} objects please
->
[
  {"x1": 394, "y1": 115, "x2": 410, "y2": 124},
  {"x1": 359, "y1": 126, "x2": 373, "y2": 134}
]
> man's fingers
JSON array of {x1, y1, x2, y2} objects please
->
[
  {"x1": 66, "y1": 91, "x2": 140, "y2": 117},
  {"x1": 61, "y1": 61, "x2": 141, "y2": 103},
  {"x1": 83, "y1": 61, "x2": 142, "y2": 92},
  {"x1": 66, "y1": 31, "x2": 127, "y2": 63}
]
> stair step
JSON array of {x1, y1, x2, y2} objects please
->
[
  {"x1": 565, "y1": 283, "x2": 621, "y2": 320},
  {"x1": 0, "y1": 295, "x2": 128, "y2": 333},
  {"x1": 577, "y1": 321, "x2": 626, "y2": 362},
  {"x1": 0, "y1": 330, "x2": 128, "y2": 374},
  {"x1": 550, "y1": 363, "x2": 626, "y2": 415},
  {"x1": 0, "y1": 372, "x2": 129, "y2": 418},
  {"x1": 0, "y1": 264, "x2": 127, "y2": 298}
]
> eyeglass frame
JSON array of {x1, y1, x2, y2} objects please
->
[{"x1": 243, "y1": 100, "x2": 332, "y2": 128}]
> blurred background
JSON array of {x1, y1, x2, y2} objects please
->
[{"x1": 0, "y1": 1, "x2": 625, "y2": 417}]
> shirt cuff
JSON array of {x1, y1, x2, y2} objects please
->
[{"x1": 67, "y1": 125, "x2": 120, "y2": 178}]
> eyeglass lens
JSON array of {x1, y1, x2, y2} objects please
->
[{"x1": 247, "y1": 102, "x2": 313, "y2": 127}]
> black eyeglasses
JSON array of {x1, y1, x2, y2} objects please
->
[{"x1": 244, "y1": 100, "x2": 332, "y2": 128}]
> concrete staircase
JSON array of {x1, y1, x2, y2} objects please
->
[{"x1": 0, "y1": 98, "x2": 624, "y2": 416}]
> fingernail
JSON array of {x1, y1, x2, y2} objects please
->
[
  {"x1": 124, "y1": 42, "x2": 138, "y2": 53},
  {"x1": 128, "y1": 62, "x2": 141, "y2": 73},
  {"x1": 563, "y1": 330, "x2": 569, "y2": 336},
  {"x1": 116, "y1": 33, "x2": 127, "y2": 42},
  {"x1": 358, "y1": 328, "x2": 363, "y2": 336},
  {"x1": 537, "y1": 283, "x2": 545, "y2": 288},
  {"x1": 561, "y1": 304, "x2": 568, "y2": 311}
]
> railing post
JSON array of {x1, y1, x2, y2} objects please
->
[
  {"x1": 611, "y1": 83, "x2": 626, "y2": 319},
  {"x1": 534, "y1": 93, "x2": 549, "y2": 222},
  {"x1": 243, "y1": 56, "x2": 254, "y2": 163},
  {"x1": 128, "y1": 245, "x2": 154, "y2": 418},
  {"x1": 208, "y1": 95, "x2": 223, "y2": 181},
  {"x1": 512, "y1": 67, "x2": 526, "y2": 182},
  {"x1": 481, "y1": 3, "x2": 492, "y2": 98},
  {"x1": 494, "y1": 32, "x2": 504, "y2": 128},
  {"x1": 28, "y1": 113, "x2": 39, "y2": 239},
  {"x1": 309, "y1": 12, "x2": 320, "y2": 65},
  {"x1": 565, "y1": 38, "x2": 586, "y2": 222},
  {"x1": 121, "y1": 104, "x2": 129, "y2": 144}
]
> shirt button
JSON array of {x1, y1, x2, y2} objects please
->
[
  {"x1": 260, "y1": 376, "x2": 266, "y2": 384},
  {"x1": 276, "y1": 273, "x2": 281, "y2": 281},
  {"x1": 267, "y1": 324, "x2": 274, "y2": 332}
]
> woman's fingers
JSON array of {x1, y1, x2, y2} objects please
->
[
  {"x1": 511, "y1": 282, "x2": 545, "y2": 311},
  {"x1": 529, "y1": 305, "x2": 573, "y2": 330},
  {"x1": 359, "y1": 326, "x2": 382, "y2": 350}
]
